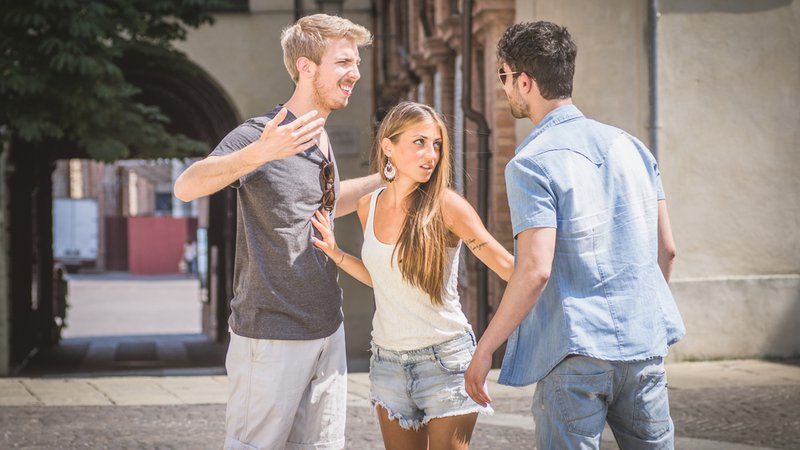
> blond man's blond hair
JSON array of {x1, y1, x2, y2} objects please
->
[{"x1": 281, "y1": 14, "x2": 372, "y2": 83}]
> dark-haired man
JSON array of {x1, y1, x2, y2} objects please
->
[{"x1": 465, "y1": 21, "x2": 685, "y2": 449}]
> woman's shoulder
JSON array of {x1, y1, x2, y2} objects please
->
[
  {"x1": 358, "y1": 187, "x2": 380, "y2": 209},
  {"x1": 356, "y1": 190, "x2": 376, "y2": 225},
  {"x1": 357, "y1": 191, "x2": 372, "y2": 209},
  {"x1": 440, "y1": 189, "x2": 476, "y2": 237},
  {"x1": 440, "y1": 188, "x2": 472, "y2": 218},
  {"x1": 360, "y1": 186, "x2": 388, "y2": 210}
]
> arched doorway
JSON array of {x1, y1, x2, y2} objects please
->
[
  {"x1": 119, "y1": 51, "x2": 241, "y2": 343},
  {"x1": 5, "y1": 53, "x2": 240, "y2": 375}
]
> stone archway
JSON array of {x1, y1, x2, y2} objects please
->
[
  {"x1": 0, "y1": 54, "x2": 241, "y2": 375},
  {"x1": 119, "y1": 52, "x2": 241, "y2": 343},
  {"x1": 120, "y1": 52, "x2": 240, "y2": 150}
]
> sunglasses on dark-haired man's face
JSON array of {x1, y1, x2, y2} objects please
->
[{"x1": 497, "y1": 66, "x2": 520, "y2": 85}]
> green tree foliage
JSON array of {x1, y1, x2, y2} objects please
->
[{"x1": 0, "y1": 0, "x2": 227, "y2": 161}]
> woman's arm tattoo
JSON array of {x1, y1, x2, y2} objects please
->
[{"x1": 466, "y1": 238, "x2": 488, "y2": 252}]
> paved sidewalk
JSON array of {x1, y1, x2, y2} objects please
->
[
  {"x1": 2, "y1": 359, "x2": 798, "y2": 449},
  {"x1": 5, "y1": 274, "x2": 796, "y2": 448},
  {"x1": 62, "y1": 274, "x2": 202, "y2": 338}
]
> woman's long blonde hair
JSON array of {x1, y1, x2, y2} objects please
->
[{"x1": 372, "y1": 102, "x2": 452, "y2": 306}]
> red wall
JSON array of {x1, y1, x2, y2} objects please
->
[{"x1": 127, "y1": 217, "x2": 189, "y2": 275}]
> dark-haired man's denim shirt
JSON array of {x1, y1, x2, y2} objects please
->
[{"x1": 499, "y1": 105, "x2": 685, "y2": 386}]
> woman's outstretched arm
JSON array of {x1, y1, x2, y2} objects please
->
[{"x1": 442, "y1": 189, "x2": 515, "y2": 281}]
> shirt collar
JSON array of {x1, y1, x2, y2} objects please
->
[{"x1": 516, "y1": 104, "x2": 585, "y2": 154}]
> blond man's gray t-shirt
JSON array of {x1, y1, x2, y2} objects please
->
[{"x1": 210, "y1": 105, "x2": 342, "y2": 340}]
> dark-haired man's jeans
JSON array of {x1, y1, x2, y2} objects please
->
[{"x1": 532, "y1": 355, "x2": 674, "y2": 450}]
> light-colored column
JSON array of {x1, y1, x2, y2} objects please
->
[{"x1": 171, "y1": 159, "x2": 186, "y2": 219}]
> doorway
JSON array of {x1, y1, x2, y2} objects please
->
[{"x1": 11, "y1": 57, "x2": 239, "y2": 377}]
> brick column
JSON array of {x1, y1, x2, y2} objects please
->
[
  {"x1": 422, "y1": 36, "x2": 455, "y2": 120},
  {"x1": 474, "y1": 2, "x2": 516, "y2": 338}
]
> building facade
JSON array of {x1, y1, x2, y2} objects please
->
[
  {"x1": 1, "y1": 0, "x2": 798, "y2": 375},
  {"x1": 372, "y1": 0, "x2": 800, "y2": 362}
]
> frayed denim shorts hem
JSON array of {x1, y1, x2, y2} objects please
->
[
  {"x1": 370, "y1": 398, "x2": 493, "y2": 430},
  {"x1": 368, "y1": 332, "x2": 494, "y2": 430}
]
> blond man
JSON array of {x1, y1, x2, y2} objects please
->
[{"x1": 174, "y1": 14, "x2": 378, "y2": 450}]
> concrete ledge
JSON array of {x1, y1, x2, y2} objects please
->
[
  {"x1": 4, "y1": 360, "x2": 798, "y2": 408},
  {"x1": 0, "y1": 375, "x2": 229, "y2": 407},
  {"x1": 668, "y1": 275, "x2": 800, "y2": 361}
]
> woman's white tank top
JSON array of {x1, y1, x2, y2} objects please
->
[{"x1": 361, "y1": 187, "x2": 471, "y2": 351}]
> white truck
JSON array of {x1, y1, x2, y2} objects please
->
[{"x1": 53, "y1": 198, "x2": 99, "y2": 272}]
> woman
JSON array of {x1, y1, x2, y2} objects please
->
[{"x1": 311, "y1": 102, "x2": 513, "y2": 450}]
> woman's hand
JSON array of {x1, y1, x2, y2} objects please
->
[
  {"x1": 311, "y1": 209, "x2": 344, "y2": 264},
  {"x1": 312, "y1": 208, "x2": 375, "y2": 287}
]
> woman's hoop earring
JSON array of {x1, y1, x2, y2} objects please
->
[{"x1": 383, "y1": 159, "x2": 396, "y2": 181}]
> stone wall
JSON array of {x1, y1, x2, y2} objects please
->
[{"x1": 515, "y1": 0, "x2": 800, "y2": 360}]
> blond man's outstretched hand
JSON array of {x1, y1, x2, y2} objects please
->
[
  {"x1": 253, "y1": 108, "x2": 326, "y2": 164},
  {"x1": 173, "y1": 108, "x2": 326, "y2": 202}
]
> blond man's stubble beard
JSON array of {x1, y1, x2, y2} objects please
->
[{"x1": 312, "y1": 71, "x2": 348, "y2": 113}]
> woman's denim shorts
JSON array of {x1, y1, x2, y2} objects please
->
[{"x1": 369, "y1": 331, "x2": 493, "y2": 430}]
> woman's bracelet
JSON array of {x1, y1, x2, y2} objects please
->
[{"x1": 335, "y1": 252, "x2": 345, "y2": 265}]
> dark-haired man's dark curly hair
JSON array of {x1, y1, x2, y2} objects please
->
[{"x1": 497, "y1": 21, "x2": 577, "y2": 100}]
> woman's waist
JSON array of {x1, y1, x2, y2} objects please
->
[
  {"x1": 371, "y1": 328, "x2": 475, "y2": 357},
  {"x1": 366, "y1": 265, "x2": 461, "y2": 304},
  {"x1": 371, "y1": 311, "x2": 470, "y2": 350},
  {"x1": 372, "y1": 290, "x2": 466, "y2": 322}
]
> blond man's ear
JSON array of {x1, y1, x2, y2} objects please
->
[{"x1": 295, "y1": 56, "x2": 315, "y2": 81}]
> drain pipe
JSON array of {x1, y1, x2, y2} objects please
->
[
  {"x1": 461, "y1": 0, "x2": 491, "y2": 336},
  {"x1": 648, "y1": 0, "x2": 660, "y2": 160}
]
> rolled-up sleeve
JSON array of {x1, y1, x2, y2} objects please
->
[{"x1": 505, "y1": 156, "x2": 557, "y2": 238}]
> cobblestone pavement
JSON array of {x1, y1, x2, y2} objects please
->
[
  {"x1": 2, "y1": 384, "x2": 797, "y2": 449},
  {"x1": 5, "y1": 276, "x2": 796, "y2": 449},
  {"x1": 0, "y1": 403, "x2": 536, "y2": 450},
  {"x1": 669, "y1": 385, "x2": 800, "y2": 450},
  {"x1": 489, "y1": 384, "x2": 800, "y2": 450}
]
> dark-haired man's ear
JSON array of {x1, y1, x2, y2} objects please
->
[{"x1": 519, "y1": 72, "x2": 534, "y2": 94}]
